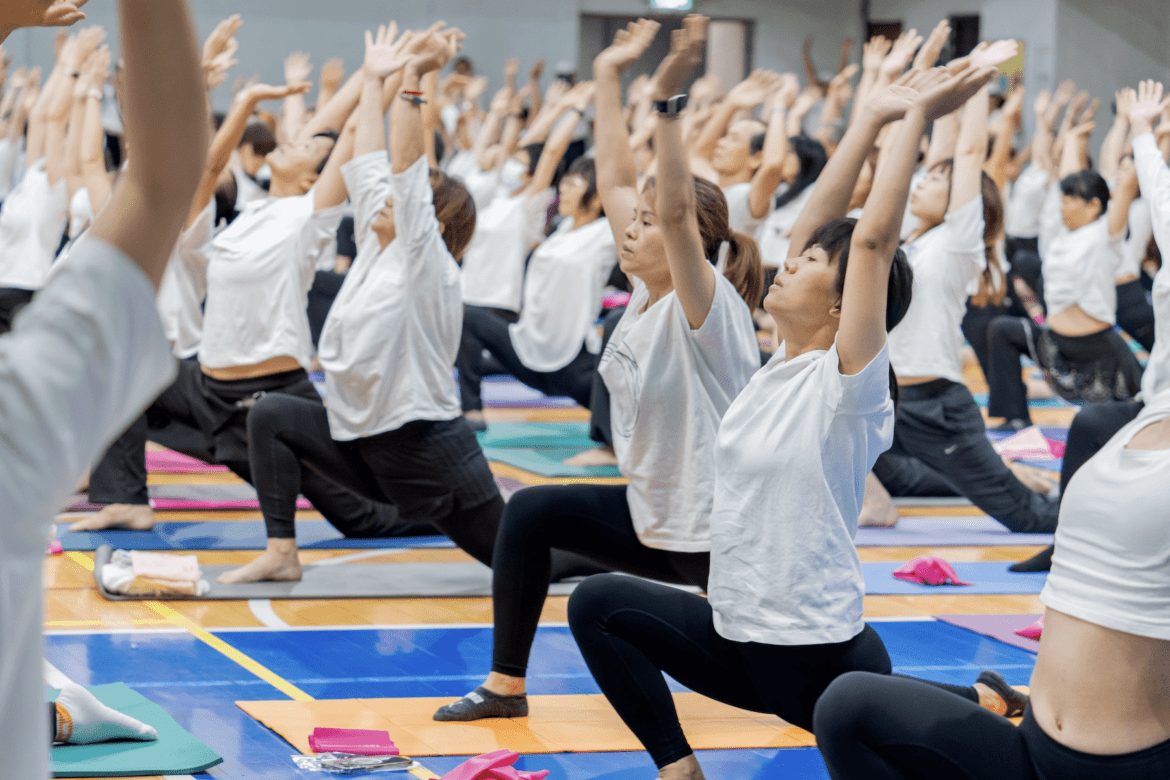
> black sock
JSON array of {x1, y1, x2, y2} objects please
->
[{"x1": 1009, "y1": 545, "x2": 1054, "y2": 573}]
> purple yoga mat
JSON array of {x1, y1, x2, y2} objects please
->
[
  {"x1": 481, "y1": 376, "x2": 578, "y2": 408},
  {"x1": 934, "y1": 613, "x2": 1043, "y2": 653},
  {"x1": 145, "y1": 450, "x2": 228, "y2": 473}
]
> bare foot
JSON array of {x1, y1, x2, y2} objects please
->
[
  {"x1": 68, "y1": 504, "x2": 155, "y2": 532},
  {"x1": 1005, "y1": 460, "x2": 1057, "y2": 496},
  {"x1": 482, "y1": 671, "x2": 527, "y2": 696},
  {"x1": 858, "y1": 472, "x2": 899, "y2": 528},
  {"x1": 217, "y1": 539, "x2": 302, "y2": 583},
  {"x1": 658, "y1": 754, "x2": 705, "y2": 780},
  {"x1": 563, "y1": 445, "x2": 618, "y2": 467}
]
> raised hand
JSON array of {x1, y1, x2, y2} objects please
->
[
  {"x1": 1129, "y1": 79, "x2": 1170, "y2": 133},
  {"x1": 969, "y1": 39, "x2": 1018, "y2": 69},
  {"x1": 911, "y1": 62, "x2": 999, "y2": 122},
  {"x1": 727, "y1": 69, "x2": 773, "y2": 109},
  {"x1": 563, "y1": 80, "x2": 595, "y2": 112},
  {"x1": 768, "y1": 72, "x2": 800, "y2": 112},
  {"x1": 595, "y1": 17, "x2": 661, "y2": 75},
  {"x1": 529, "y1": 58, "x2": 545, "y2": 81},
  {"x1": 284, "y1": 51, "x2": 312, "y2": 86},
  {"x1": 239, "y1": 81, "x2": 310, "y2": 105},
  {"x1": 1079, "y1": 96, "x2": 1101, "y2": 125},
  {"x1": 912, "y1": 19, "x2": 951, "y2": 71},
  {"x1": 319, "y1": 57, "x2": 345, "y2": 93},
  {"x1": 790, "y1": 84, "x2": 822, "y2": 118},
  {"x1": 651, "y1": 14, "x2": 707, "y2": 100},
  {"x1": 503, "y1": 57, "x2": 520, "y2": 80},
  {"x1": 408, "y1": 26, "x2": 466, "y2": 76},
  {"x1": 363, "y1": 22, "x2": 410, "y2": 79},
  {"x1": 202, "y1": 15, "x2": 241, "y2": 90},
  {"x1": 827, "y1": 64, "x2": 859, "y2": 102},
  {"x1": 10, "y1": 0, "x2": 90, "y2": 30},
  {"x1": 863, "y1": 36, "x2": 892, "y2": 71},
  {"x1": 1033, "y1": 89, "x2": 1051, "y2": 121},
  {"x1": 880, "y1": 29, "x2": 922, "y2": 79},
  {"x1": 465, "y1": 74, "x2": 489, "y2": 102}
]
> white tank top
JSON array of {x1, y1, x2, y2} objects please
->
[{"x1": 1041, "y1": 389, "x2": 1170, "y2": 641}]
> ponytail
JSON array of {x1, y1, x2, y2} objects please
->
[
  {"x1": 722, "y1": 230, "x2": 766, "y2": 309},
  {"x1": 889, "y1": 365, "x2": 900, "y2": 412}
]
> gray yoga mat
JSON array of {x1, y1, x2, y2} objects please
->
[
  {"x1": 893, "y1": 497, "x2": 975, "y2": 508},
  {"x1": 93, "y1": 545, "x2": 576, "y2": 601}
]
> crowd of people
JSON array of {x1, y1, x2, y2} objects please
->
[{"x1": 1, "y1": 1, "x2": 1167, "y2": 778}]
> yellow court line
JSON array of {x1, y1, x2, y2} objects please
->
[{"x1": 65, "y1": 552, "x2": 440, "y2": 778}]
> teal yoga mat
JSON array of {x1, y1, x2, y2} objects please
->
[
  {"x1": 477, "y1": 421, "x2": 596, "y2": 449},
  {"x1": 48, "y1": 683, "x2": 222, "y2": 777},
  {"x1": 481, "y1": 446, "x2": 622, "y2": 478}
]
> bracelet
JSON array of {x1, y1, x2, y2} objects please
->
[
  {"x1": 400, "y1": 93, "x2": 426, "y2": 105},
  {"x1": 401, "y1": 90, "x2": 424, "y2": 96}
]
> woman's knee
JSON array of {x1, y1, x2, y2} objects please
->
[
  {"x1": 985, "y1": 315, "x2": 1019, "y2": 346},
  {"x1": 567, "y1": 573, "x2": 630, "y2": 635},
  {"x1": 812, "y1": 671, "x2": 888, "y2": 746},
  {"x1": 246, "y1": 392, "x2": 302, "y2": 442},
  {"x1": 498, "y1": 486, "x2": 565, "y2": 542}
]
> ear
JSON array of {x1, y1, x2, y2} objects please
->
[
  {"x1": 1090, "y1": 198, "x2": 1104, "y2": 220},
  {"x1": 829, "y1": 297, "x2": 843, "y2": 319},
  {"x1": 748, "y1": 149, "x2": 764, "y2": 172}
]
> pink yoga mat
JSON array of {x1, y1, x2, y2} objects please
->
[
  {"x1": 145, "y1": 450, "x2": 228, "y2": 473},
  {"x1": 935, "y1": 614, "x2": 1043, "y2": 653},
  {"x1": 64, "y1": 495, "x2": 312, "y2": 512}
]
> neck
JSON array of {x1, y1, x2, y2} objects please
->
[
  {"x1": 906, "y1": 215, "x2": 942, "y2": 243},
  {"x1": 267, "y1": 174, "x2": 304, "y2": 199},
  {"x1": 374, "y1": 230, "x2": 394, "y2": 251},
  {"x1": 775, "y1": 320, "x2": 838, "y2": 361},
  {"x1": 642, "y1": 276, "x2": 675, "y2": 310},
  {"x1": 718, "y1": 168, "x2": 753, "y2": 188},
  {"x1": 569, "y1": 207, "x2": 601, "y2": 230}
]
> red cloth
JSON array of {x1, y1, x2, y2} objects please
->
[{"x1": 893, "y1": 555, "x2": 972, "y2": 586}]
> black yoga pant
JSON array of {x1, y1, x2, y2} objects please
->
[
  {"x1": 0, "y1": 286, "x2": 34, "y2": 334},
  {"x1": 306, "y1": 270, "x2": 345, "y2": 348},
  {"x1": 1115, "y1": 279, "x2": 1155, "y2": 352},
  {"x1": 1005, "y1": 237, "x2": 1044, "y2": 318},
  {"x1": 961, "y1": 300, "x2": 1009, "y2": 385},
  {"x1": 814, "y1": 672, "x2": 1170, "y2": 780},
  {"x1": 456, "y1": 304, "x2": 597, "y2": 412},
  {"x1": 872, "y1": 379, "x2": 1058, "y2": 533},
  {"x1": 1059, "y1": 399, "x2": 1143, "y2": 498},
  {"x1": 588, "y1": 306, "x2": 625, "y2": 447},
  {"x1": 569, "y1": 575, "x2": 977, "y2": 769},
  {"x1": 491, "y1": 484, "x2": 709, "y2": 678},
  {"x1": 246, "y1": 393, "x2": 499, "y2": 553}
]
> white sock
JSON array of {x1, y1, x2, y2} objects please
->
[{"x1": 55, "y1": 683, "x2": 158, "y2": 744}]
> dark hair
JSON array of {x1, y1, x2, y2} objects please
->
[
  {"x1": 214, "y1": 175, "x2": 238, "y2": 227},
  {"x1": 312, "y1": 131, "x2": 339, "y2": 175},
  {"x1": 565, "y1": 156, "x2": 603, "y2": 216},
  {"x1": 452, "y1": 56, "x2": 474, "y2": 76},
  {"x1": 521, "y1": 142, "x2": 543, "y2": 179},
  {"x1": 977, "y1": 171, "x2": 1007, "y2": 305},
  {"x1": 642, "y1": 175, "x2": 765, "y2": 308},
  {"x1": 1060, "y1": 169, "x2": 1110, "y2": 217},
  {"x1": 240, "y1": 121, "x2": 276, "y2": 157},
  {"x1": 802, "y1": 218, "x2": 914, "y2": 406},
  {"x1": 433, "y1": 130, "x2": 446, "y2": 165},
  {"x1": 211, "y1": 111, "x2": 227, "y2": 131},
  {"x1": 775, "y1": 136, "x2": 828, "y2": 210},
  {"x1": 430, "y1": 168, "x2": 477, "y2": 261},
  {"x1": 749, "y1": 132, "x2": 766, "y2": 156}
]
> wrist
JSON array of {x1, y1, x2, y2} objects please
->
[{"x1": 1132, "y1": 119, "x2": 1154, "y2": 137}]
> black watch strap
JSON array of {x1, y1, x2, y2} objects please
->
[{"x1": 653, "y1": 93, "x2": 689, "y2": 116}]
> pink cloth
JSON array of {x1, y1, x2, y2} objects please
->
[
  {"x1": 440, "y1": 750, "x2": 549, "y2": 780},
  {"x1": 308, "y1": 727, "x2": 397, "y2": 755},
  {"x1": 1014, "y1": 615, "x2": 1045, "y2": 640},
  {"x1": 992, "y1": 426, "x2": 1058, "y2": 461},
  {"x1": 130, "y1": 550, "x2": 201, "y2": 582},
  {"x1": 893, "y1": 555, "x2": 972, "y2": 586},
  {"x1": 47, "y1": 540, "x2": 63, "y2": 555},
  {"x1": 602, "y1": 291, "x2": 631, "y2": 309}
]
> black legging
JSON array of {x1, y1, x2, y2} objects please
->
[
  {"x1": 814, "y1": 672, "x2": 1170, "y2": 780},
  {"x1": 568, "y1": 576, "x2": 979, "y2": 770},
  {"x1": 1059, "y1": 399, "x2": 1143, "y2": 498},
  {"x1": 490, "y1": 484, "x2": 709, "y2": 677},
  {"x1": 962, "y1": 299, "x2": 1009, "y2": 384},
  {"x1": 455, "y1": 304, "x2": 597, "y2": 412},
  {"x1": 1115, "y1": 279, "x2": 1156, "y2": 352},
  {"x1": 587, "y1": 306, "x2": 625, "y2": 447}
]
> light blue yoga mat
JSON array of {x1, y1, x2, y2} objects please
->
[
  {"x1": 863, "y1": 561, "x2": 1047, "y2": 595},
  {"x1": 48, "y1": 683, "x2": 222, "y2": 777},
  {"x1": 477, "y1": 421, "x2": 596, "y2": 449},
  {"x1": 854, "y1": 514, "x2": 1053, "y2": 547},
  {"x1": 481, "y1": 376, "x2": 578, "y2": 408},
  {"x1": 56, "y1": 521, "x2": 455, "y2": 552}
]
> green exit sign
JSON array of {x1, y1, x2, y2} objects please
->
[{"x1": 649, "y1": 0, "x2": 693, "y2": 9}]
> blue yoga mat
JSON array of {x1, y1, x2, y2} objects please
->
[
  {"x1": 854, "y1": 514, "x2": 1053, "y2": 547},
  {"x1": 56, "y1": 520, "x2": 455, "y2": 552},
  {"x1": 863, "y1": 561, "x2": 1047, "y2": 595}
]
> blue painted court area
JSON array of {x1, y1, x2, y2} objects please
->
[{"x1": 44, "y1": 621, "x2": 1034, "y2": 778}]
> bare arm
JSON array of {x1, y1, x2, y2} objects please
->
[
  {"x1": 653, "y1": 16, "x2": 714, "y2": 329},
  {"x1": 950, "y1": 84, "x2": 989, "y2": 214},
  {"x1": 750, "y1": 75, "x2": 798, "y2": 219},
  {"x1": 280, "y1": 52, "x2": 312, "y2": 143},
  {"x1": 923, "y1": 111, "x2": 958, "y2": 170},
  {"x1": 393, "y1": 28, "x2": 463, "y2": 174},
  {"x1": 1108, "y1": 159, "x2": 1139, "y2": 240},
  {"x1": 78, "y1": 78, "x2": 110, "y2": 210},
  {"x1": 88, "y1": 0, "x2": 208, "y2": 288},
  {"x1": 593, "y1": 18, "x2": 659, "y2": 248},
  {"x1": 986, "y1": 87, "x2": 1023, "y2": 189},
  {"x1": 526, "y1": 83, "x2": 593, "y2": 196},
  {"x1": 1099, "y1": 89, "x2": 1132, "y2": 186},
  {"x1": 527, "y1": 59, "x2": 544, "y2": 123}
]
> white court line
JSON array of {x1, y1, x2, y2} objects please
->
[
  {"x1": 248, "y1": 599, "x2": 290, "y2": 629},
  {"x1": 311, "y1": 548, "x2": 410, "y2": 566},
  {"x1": 44, "y1": 627, "x2": 189, "y2": 636},
  {"x1": 44, "y1": 659, "x2": 74, "y2": 688}
]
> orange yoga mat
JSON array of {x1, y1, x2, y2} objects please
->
[{"x1": 237, "y1": 694, "x2": 815, "y2": 756}]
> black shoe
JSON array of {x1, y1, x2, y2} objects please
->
[
  {"x1": 977, "y1": 670, "x2": 1029, "y2": 717},
  {"x1": 992, "y1": 418, "x2": 1030, "y2": 433},
  {"x1": 433, "y1": 686, "x2": 528, "y2": 721},
  {"x1": 1009, "y1": 544, "x2": 1054, "y2": 572}
]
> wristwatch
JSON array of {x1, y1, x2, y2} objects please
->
[{"x1": 653, "y1": 93, "x2": 688, "y2": 116}]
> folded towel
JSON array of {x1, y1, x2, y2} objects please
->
[
  {"x1": 440, "y1": 749, "x2": 549, "y2": 780},
  {"x1": 309, "y1": 727, "x2": 397, "y2": 756},
  {"x1": 102, "y1": 549, "x2": 209, "y2": 597},
  {"x1": 893, "y1": 555, "x2": 972, "y2": 586}
]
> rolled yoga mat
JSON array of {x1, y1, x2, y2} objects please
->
[
  {"x1": 93, "y1": 547, "x2": 579, "y2": 601},
  {"x1": 49, "y1": 683, "x2": 222, "y2": 777},
  {"x1": 57, "y1": 521, "x2": 454, "y2": 552},
  {"x1": 854, "y1": 515, "x2": 1054, "y2": 547}
]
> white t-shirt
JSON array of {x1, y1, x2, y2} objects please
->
[
  {"x1": 1042, "y1": 216, "x2": 1120, "y2": 324},
  {"x1": 599, "y1": 272, "x2": 759, "y2": 552},
  {"x1": 1005, "y1": 162, "x2": 1050, "y2": 239},
  {"x1": 0, "y1": 237, "x2": 175, "y2": 780},
  {"x1": 755, "y1": 186, "x2": 813, "y2": 268},
  {"x1": 460, "y1": 188, "x2": 553, "y2": 312},
  {"x1": 319, "y1": 153, "x2": 463, "y2": 440},
  {"x1": 199, "y1": 191, "x2": 345, "y2": 369},
  {"x1": 232, "y1": 163, "x2": 268, "y2": 208},
  {"x1": 509, "y1": 216, "x2": 616, "y2": 372},
  {"x1": 1117, "y1": 196, "x2": 1153, "y2": 282},
  {"x1": 888, "y1": 197, "x2": 985, "y2": 382},
  {"x1": 314, "y1": 203, "x2": 352, "y2": 272},
  {"x1": 67, "y1": 187, "x2": 93, "y2": 240},
  {"x1": 445, "y1": 149, "x2": 500, "y2": 212},
  {"x1": 1042, "y1": 388, "x2": 1170, "y2": 641},
  {"x1": 724, "y1": 181, "x2": 763, "y2": 239},
  {"x1": 0, "y1": 159, "x2": 68, "y2": 290},
  {"x1": 1134, "y1": 133, "x2": 1170, "y2": 400},
  {"x1": 0, "y1": 138, "x2": 20, "y2": 201},
  {"x1": 156, "y1": 200, "x2": 214, "y2": 359},
  {"x1": 709, "y1": 342, "x2": 894, "y2": 645}
]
